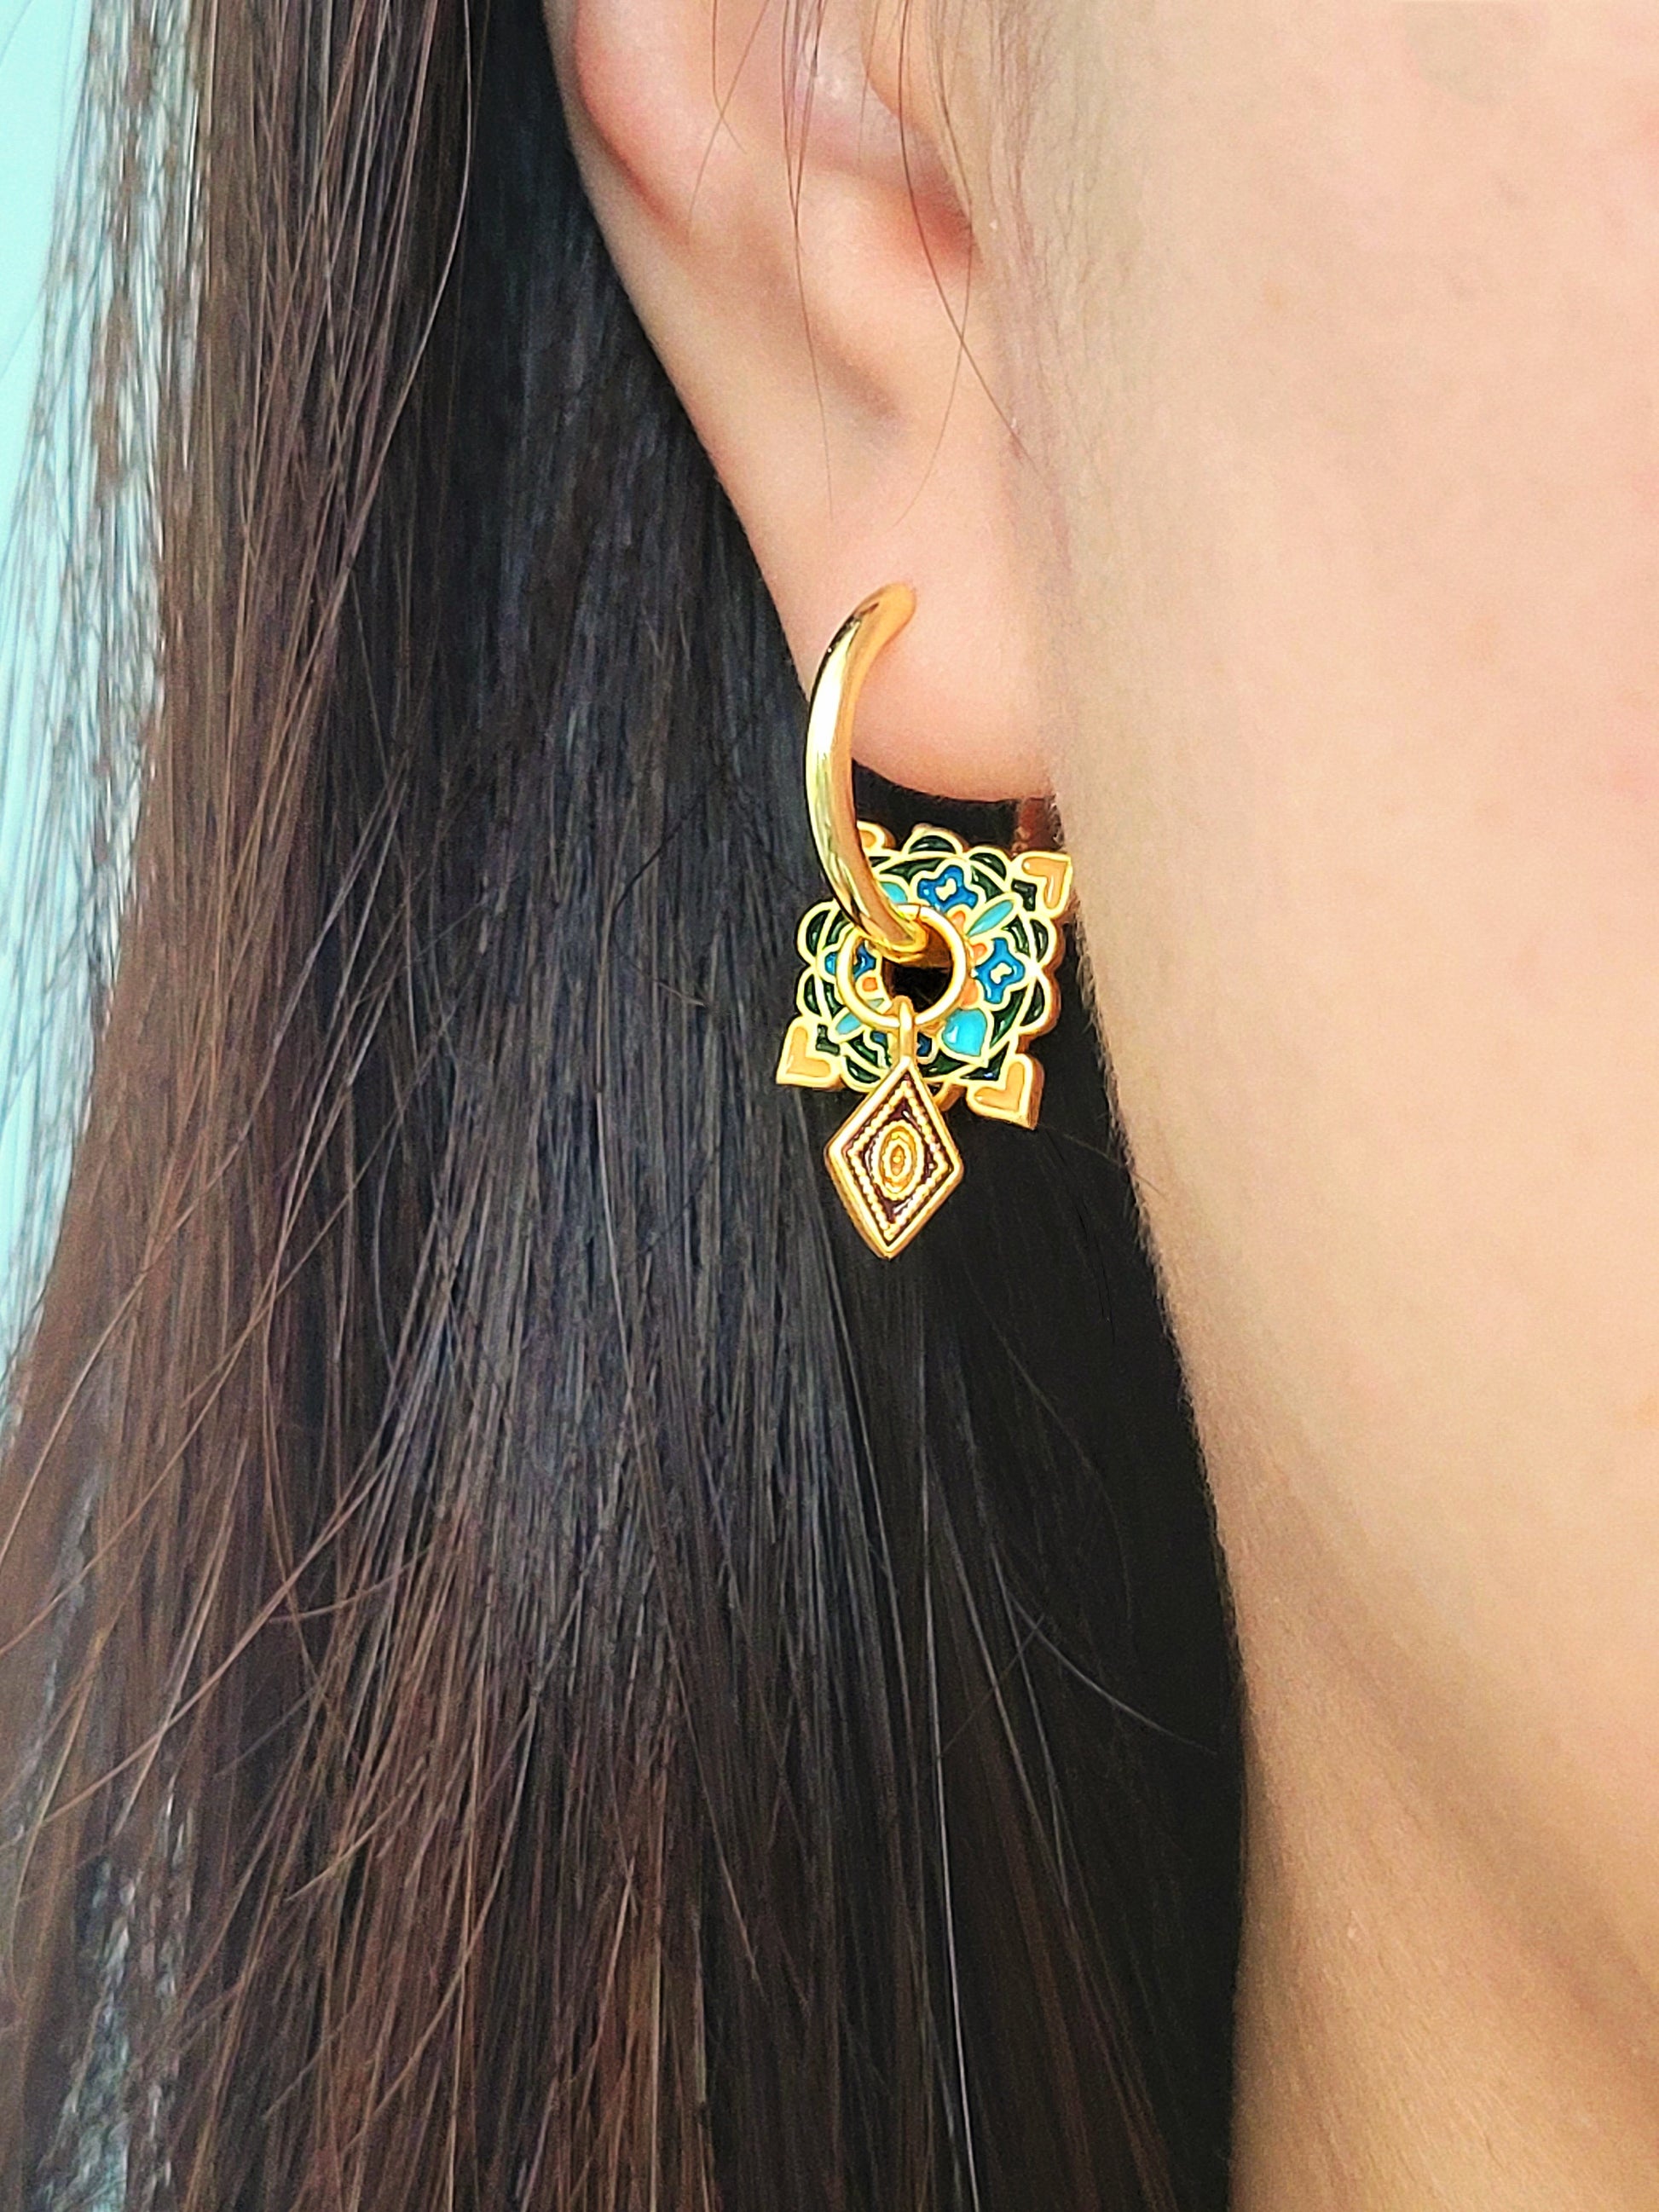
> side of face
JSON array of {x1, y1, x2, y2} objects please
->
[
  {"x1": 1008, "y1": 0, "x2": 1659, "y2": 2038},
  {"x1": 547, "y1": 0, "x2": 1659, "y2": 2081}
]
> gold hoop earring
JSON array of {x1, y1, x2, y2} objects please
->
[{"x1": 777, "y1": 584, "x2": 1073, "y2": 1258}]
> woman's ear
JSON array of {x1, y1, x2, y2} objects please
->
[{"x1": 542, "y1": 0, "x2": 1047, "y2": 799}]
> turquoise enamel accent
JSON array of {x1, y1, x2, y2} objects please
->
[{"x1": 940, "y1": 1007, "x2": 990, "y2": 1059}]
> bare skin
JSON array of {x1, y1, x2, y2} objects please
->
[
  {"x1": 1010, "y1": 10, "x2": 1659, "y2": 2201},
  {"x1": 548, "y1": 0, "x2": 1659, "y2": 2199}
]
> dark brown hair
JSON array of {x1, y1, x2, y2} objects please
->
[{"x1": 0, "y1": 1, "x2": 1239, "y2": 2205}]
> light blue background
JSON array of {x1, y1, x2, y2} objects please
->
[
  {"x1": 1, "y1": 0, "x2": 88, "y2": 1328},
  {"x1": 1, "y1": 0, "x2": 84, "y2": 575}
]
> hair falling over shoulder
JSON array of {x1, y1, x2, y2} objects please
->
[{"x1": 0, "y1": 2, "x2": 1240, "y2": 2205}]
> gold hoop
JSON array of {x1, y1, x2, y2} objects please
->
[{"x1": 805, "y1": 584, "x2": 932, "y2": 962}]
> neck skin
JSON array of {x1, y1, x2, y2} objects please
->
[{"x1": 1223, "y1": 1517, "x2": 1659, "y2": 2212}]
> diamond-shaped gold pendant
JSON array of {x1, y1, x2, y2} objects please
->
[{"x1": 824, "y1": 1048, "x2": 963, "y2": 1259}]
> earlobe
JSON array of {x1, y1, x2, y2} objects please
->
[{"x1": 544, "y1": 0, "x2": 1049, "y2": 800}]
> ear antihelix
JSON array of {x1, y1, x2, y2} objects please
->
[{"x1": 777, "y1": 582, "x2": 1073, "y2": 1256}]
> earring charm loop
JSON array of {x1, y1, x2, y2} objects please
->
[
  {"x1": 834, "y1": 904, "x2": 971, "y2": 1037},
  {"x1": 806, "y1": 583, "x2": 933, "y2": 962}
]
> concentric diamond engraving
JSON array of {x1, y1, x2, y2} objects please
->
[{"x1": 824, "y1": 1054, "x2": 962, "y2": 1258}]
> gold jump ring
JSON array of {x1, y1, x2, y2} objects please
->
[
  {"x1": 805, "y1": 583, "x2": 932, "y2": 962},
  {"x1": 834, "y1": 905, "x2": 970, "y2": 1036}
]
